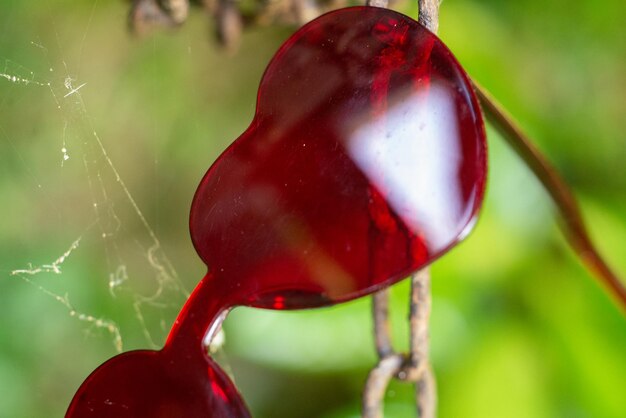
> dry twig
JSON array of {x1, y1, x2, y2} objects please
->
[{"x1": 473, "y1": 82, "x2": 626, "y2": 311}]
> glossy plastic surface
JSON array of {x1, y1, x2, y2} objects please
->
[
  {"x1": 67, "y1": 7, "x2": 486, "y2": 417},
  {"x1": 66, "y1": 347, "x2": 248, "y2": 418},
  {"x1": 190, "y1": 6, "x2": 487, "y2": 309}
]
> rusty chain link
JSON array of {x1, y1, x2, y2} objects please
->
[
  {"x1": 362, "y1": 1, "x2": 441, "y2": 416},
  {"x1": 363, "y1": 269, "x2": 436, "y2": 418}
]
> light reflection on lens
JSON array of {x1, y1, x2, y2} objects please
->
[{"x1": 345, "y1": 82, "x2": 464, "y2": 252}]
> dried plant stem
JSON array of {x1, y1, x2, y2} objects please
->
[{"x1": 473, "y1": 81, "x2": 626, "y2": 312}]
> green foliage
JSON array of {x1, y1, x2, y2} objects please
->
[{"x1": 0, "y1": 0, "x2": 624, "y2": 417}]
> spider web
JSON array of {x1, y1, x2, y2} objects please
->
[
  {"x1": 2, "y1": 38, "x2": 190, "y2": 346},
  {"x1": 0, "y1": 2, "x2": 233, "y2": 414}
]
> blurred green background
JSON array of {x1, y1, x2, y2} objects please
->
[{"x1": 1, "y1": 0, "x2": 625, "y2": 416}]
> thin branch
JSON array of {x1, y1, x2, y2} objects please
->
[{"x1": 473, "y1": 81, "x2": 626, "y2": 313}]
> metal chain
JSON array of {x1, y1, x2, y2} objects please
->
[
  {"x1": 362, "y1": 1, "x2": 441, "y2": 416},
  {"x1": 417, "y1": 0, "x2": 441, "y2": 33},
  {"x1": 363, "y1": 269, "x2": 436, "y2": 418}
]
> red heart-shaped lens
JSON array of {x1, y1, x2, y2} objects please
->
[
  {"x1": 68, "y1": 8, "x2": 486, "y2": 417},
  {"x1": 190, "y1": 6, "x2": 487, "y2": 309},
  {"x1": 66, "y1": 348, "x2": 250, "y2": 417}
]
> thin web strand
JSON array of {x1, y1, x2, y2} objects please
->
[{"x1": 3, "y1": 30, "x2": 188, "y2": 351}]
